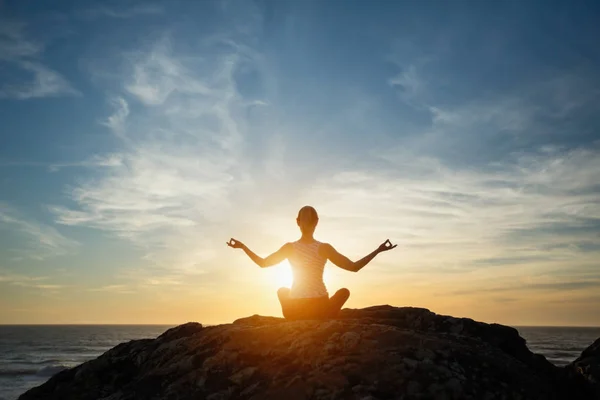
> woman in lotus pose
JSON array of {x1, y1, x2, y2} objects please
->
[{"x1": 227, "y1": 206, "x2": 397, "y2": 320}]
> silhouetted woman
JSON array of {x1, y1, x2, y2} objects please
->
[{"x1": 227, "y1": 206, "x2": 397, "y2": 320}]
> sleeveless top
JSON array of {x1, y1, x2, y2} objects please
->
[{"x1": 289, "y1": 240, "x2": 328, "y2": 299}]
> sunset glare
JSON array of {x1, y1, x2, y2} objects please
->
[{"x1": 268, "y1": 260, "x2": 294, "y2": 290}]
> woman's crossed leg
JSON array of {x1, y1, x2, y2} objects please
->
[{"x1": 277, "y1": 287, "x2": 350, "y2": 320}]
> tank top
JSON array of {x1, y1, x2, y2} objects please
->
[{"x1": 289, "y1": 240, "x2": 328, "y2": 299}]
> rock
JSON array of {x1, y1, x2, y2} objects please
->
[
  {"x1": 233, "y1": 314, "x2": 285, "y2": 327},
  {"x1": 18, "y1": 306, "x2": 599, "y2": 400},
  {"x1": 566, "y1": 337, "x2": 600, "y2": 399},
  {"x1": 157, "y1": 322, "x2": 203, "y2": 341}
]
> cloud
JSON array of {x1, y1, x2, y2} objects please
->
[
  {"x1": 0, "y1": 22, "x2": 41, "y2": 60},
  {"x1": 18, "y1": 283, "x2": 64, "y2": 290},
  {"x1": 471, "y1": 255, "x2": 564, "y2": 267},
  {"x1": 0, "y1": 272, "x2": 63, "y2": 290},
  {"x1": 0, "y1": 21, "x2": 79, "y2": 99},
  {"x1": 381, "y1": 54, "x2": 600, "y2": 302},
  {"x1": 87, "y1": 284, "x2": 136, "y2": 294},
  {"x1": 1, "y1": 61, "x2": 80, "y2": 99},
  {"x1": 386, "y1": 57, "x2": 600, "y2": 167},
  {"x1": 0, "y1": 273, "x2": 47, "y2": 283},
  {"x1": 388, "y1": 64, "x2": 422, "y2": 103},
  {"x1": 49, "y1": 154, "x2": 125, "y2": 171},
  {"x1": 124, "y1": 39, "x2": 213, "y2": 106},
  {"x1": 51, "y1": 31, "x2": 268, "y2": 278},
  {"x1": 0, "y1": 154, "x2": 124, "y2": 171},
  {"x1": 101, "y1": 97, "x2": 130, "y2": 138},
  {"x1": 0, "y1": 203, "x2": 79, "y2": 260},
  {"x1": 450, "y1": 280, "x2": 600, "y2": 296},
  {"x1": 78, "y1": 4, "x2": 163, "y2": 19},
  {"x1": 82, "y1": 264, "x2": 225, "y2": 298},
  {"x1": 302, "y1": 145, "x2": 600, "y2": 274}
]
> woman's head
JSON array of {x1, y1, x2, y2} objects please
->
[{"x1": 297, "y1": 205, "x2": 319, "y2": 235}]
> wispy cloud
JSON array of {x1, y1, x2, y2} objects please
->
[
  {"x1": 0, "y1": 154, "x2": 124, "y2": 171},
  {"x1": 124, "y1": 39, "x2": 213, "y2": 106},
  {"x1": 388, "y1": 64, "x2": 422, "y2": 104},
  {"x1": 0, "y1": 272, "x2": 64, "y2": 290},
  {"x1": 386, "y1": 57, "x2": 600, "y2": 165},
  {"x1": 0, "y1": 204, "x2": 79, "y2": 260},
  {"x1": 51, "y1": 31, "x2": 268, "y2": 278},
  {"x1": 0, "y1": 21, "x2": 79, "y2": 99},
  {"x1": 0, "y1": 22, "x2": 41, "y2": 60},
  {"x1": 87, "y1": 284, "x2": 136, "y2": 294},
  {"x1": 0, "y1": 273, "x2": 46, "y2": 283},
  {"x1": 0, "y1": 61, "x2": 80, "y2": 100},
  {"x1": 78, "y1": 4, "x2": 163, "y2": 19},
  {"x1": 449, "y1": 280, "x2": 600, "y2": 296},
  {"x1": 86, "y1": 273, "x2": 188, "y2": 294},
  {"x1": 49, "y1": 154, "x2": 124, "y2": 172},
  {"x1": 101, "y1": 97, "x2": 130, "y2": 138},
  {"x1": 304, "y1": 145, "x2": 600, "y2": 276}
]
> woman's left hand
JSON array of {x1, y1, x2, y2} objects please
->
[{"x1": 377, "y1": 239, "x2": 397, "y2": 253}]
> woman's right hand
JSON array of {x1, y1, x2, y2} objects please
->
[{"x1": 226, "y1": 238, "x2": 245, "y2": 249}]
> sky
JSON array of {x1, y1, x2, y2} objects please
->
[{"x1": 1, "y1": 0, "x2": 599, "y2": 326}]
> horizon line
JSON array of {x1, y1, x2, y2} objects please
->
[{"x1": 1, "y1": 323, "x2": 600, "y2": 328}]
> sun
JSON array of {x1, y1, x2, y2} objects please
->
[
  {"x1": 267, "y1": 260, "x2": 331, "y2": 290},
  {"x1": 271, "y1": 260, "x2": 294, "y2": 288}
]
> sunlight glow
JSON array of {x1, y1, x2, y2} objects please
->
[
  {"x1": 270, "y1": 260, "x2": 293, "y2": 289},
  {"x1": 263, "y1": 260, "x2": 333, "y2": 291}
]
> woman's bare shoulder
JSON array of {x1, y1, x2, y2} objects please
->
[{"x1": 317, "y1": 242, "x2": 334, "y2": 256}]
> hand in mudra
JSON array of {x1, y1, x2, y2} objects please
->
[
  {"x1": 377, "y1": 239, "x2": 397, "y2": 253},
  {"x1": 226, "y1": 238, "x2": 244, "y2": 249}
]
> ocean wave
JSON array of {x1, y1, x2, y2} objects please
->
[
  {"x1": 36, "y1": 365, "x2": 70, "y2": 377},
  {"x1": 0, "y1": 364, "x2": 70, "y2": 377},
  {"x1": 32, "y1": 359, "x2": 62, "y2": 365}
]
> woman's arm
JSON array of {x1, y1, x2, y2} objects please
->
[
  {"x1": 227, "y1": 239, "x2": 292, "y2": 268},
  {"x1": 322, "y1": 239, "x2": 396, "y2": 272}
]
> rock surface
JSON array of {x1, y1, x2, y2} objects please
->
[
  {"x1": 567, "y1": 337, "x2": 600, "y2": 399},
  {"x1": 18, "y1": 305, "x2": 599, "y2": 400}
]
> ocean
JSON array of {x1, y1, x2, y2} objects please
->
[
  {"x1": 0, "y1": 325, "x2": 171, "y2": 400},
  {"x1": 0, "y1": 325, "x2": 598, "y2": 400}
]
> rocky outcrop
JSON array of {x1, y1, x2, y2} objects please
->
[
  {"x1": 567, "y1": 337, "x2": 600, "y2": 399},
  {"x1": 18, "y1": 305, "x2": 599, "y2": 400}
]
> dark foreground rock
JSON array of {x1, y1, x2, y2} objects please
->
[
  {"x1": 19, "y1": 305, "x2": 599, "y2": 400},
  {"x1": 567, "y1": 337, "x2": 600, "y2": 399}
]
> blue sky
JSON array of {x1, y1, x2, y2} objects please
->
[{"x1": 1, "y1": 0, "x2": 599, "y2": 325}]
